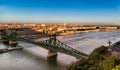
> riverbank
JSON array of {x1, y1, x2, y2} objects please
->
[
  {"x1": 0, "y1": 46, "x2": 23, "y2": 53},
  {"x1": 1, "y1": 30, "x2": 120, "y2": 70},
  {"x1": 68, "y1": 46, "x2": 120, "y2": 70},
  {"x1": 56, "y1": 29, "x2": 118, "y2": 36},
  {"x1": 0, "y1": 39, "x2": 8, "y2": 42}
]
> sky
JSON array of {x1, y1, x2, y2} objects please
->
[{"x1": 0, "y1": 0, "x2": 120, "y2": 24}]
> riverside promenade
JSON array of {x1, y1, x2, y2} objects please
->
[
  {"x1": 0, "y1": 46, "x2": 23, "y2": 53},
  {"x1": 0, "y1": 39, "x2": 8, "y2": 42}
]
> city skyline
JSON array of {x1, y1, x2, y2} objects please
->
[{"x1": 0, "y1": 0, "x2": 120, "y2": 24}]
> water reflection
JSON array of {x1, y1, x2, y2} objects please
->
[
  {"x1": 1, "y1": 30, "x2": 120, "y2": 70},
  {"x1": 0, "y1": 43, "x2": 64, "y2": 70},
  {"x1": 47, "y1": 55, "x2": 57, "y2": 64}
]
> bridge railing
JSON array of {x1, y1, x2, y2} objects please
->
[{"x1": 4, "y1": 33, "x2": 88, "y2": 58}]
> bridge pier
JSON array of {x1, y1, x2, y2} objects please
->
[
  {"x1": 47, "y1": 50, "x2": 57, "y2": 58},
  {"x1": 2, "y1": 32, "x2": 87, "y2": 58},
  {"x1": 9, "y1": 40, "x2": 18, "y2": 47}
]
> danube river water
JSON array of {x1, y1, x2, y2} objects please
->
[{"x1": 1, "y1": 30, "x2": 120, "y2": 70}]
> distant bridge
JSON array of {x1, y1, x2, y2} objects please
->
[{"x1": 1, "y1": 31, "x2": 88, "y2": 59}]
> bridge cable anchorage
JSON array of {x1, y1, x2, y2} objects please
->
[{"x1": 5, "y1": 32, "x2": 88, "y2": 58}]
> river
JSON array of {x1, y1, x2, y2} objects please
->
[{"x1": 0, "y1": 30, "x2": 120, "y2": 70}]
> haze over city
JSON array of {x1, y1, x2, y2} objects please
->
[{"x1": 0, "y1": 0, "x2": 120, "y2": 24}]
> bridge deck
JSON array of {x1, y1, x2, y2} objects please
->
[{"x1": 2, "y1": 33, "x2": 88, "y2": 58}]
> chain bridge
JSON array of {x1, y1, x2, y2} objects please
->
[{"x1": 2, "y1": 32, "x2": 88, "y2": 59}]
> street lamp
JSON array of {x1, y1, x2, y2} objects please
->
[{"x1": 107, "y1": 40, "x2": 112, "y2": 46}]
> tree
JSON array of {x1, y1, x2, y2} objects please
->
[{"x1": 67, "y1": 46, "x2": 120, "y2": 70}]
